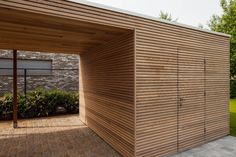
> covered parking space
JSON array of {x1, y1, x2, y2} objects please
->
[
  {"x1": 0, "y1": 114, "x2": 121, "y2": 157},
  {"x1": 0, "y1": 1, "x2": 135, "y2": 157}
]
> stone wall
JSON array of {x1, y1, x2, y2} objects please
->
[{"x1": 0, "y1": 50, "x2": 79, "y2": 96}]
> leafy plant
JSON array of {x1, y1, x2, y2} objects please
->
[
  {"x1": 231, "y1": 80, "x2": 236, "y2": 98},
  {"x1": 0, "y1": 88, "x2": 79, "y2": 120},
  {"x1": 159, "y1": 11, "x2": 178, "y2": 22},
  {"x1": 208, "y1": 0, "x2": 236, "y2": 98}
]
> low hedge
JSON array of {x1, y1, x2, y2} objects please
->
[
  {"x1": 231, "y1": 79, "x2": 236, "y2": 98},
  {"x1": 0, "y1": 88, "x2": 79, "y2": 119}
]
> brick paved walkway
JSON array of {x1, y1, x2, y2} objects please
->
[{"x1": 0, "y1": 115, "x2": 120, "y2": 157}]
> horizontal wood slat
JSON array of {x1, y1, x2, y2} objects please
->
[
  {"x1": 0, "y1": 1, "x2": 230, "y2": 157},
  {"x1": 136, "y1": 44, "x2": 178, "y2": 156},
  {"x1": 79, "y1": 32, "x2": 135, "y2": 157},
  {"x1": 0, "y1": 7, "x2": 129, "y2": 54},
  {"x1": 205, "y1": 47, "x2": 230, "y2": 142},
  {"x1": 178, "y1": 48, "x2": 205, "y2": 152}
]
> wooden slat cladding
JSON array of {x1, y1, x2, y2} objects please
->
[
  {"x1": 178, "y1": 48, "x2": 205, "y2": 151},
  {"x1": 79, "y1": 32, "x2": 135, "y2": 157},
  {"x1": 0, "y1": 8, "x2": 129, "y2": 54},
  {"x1": 205, "y1": 46, "x2": 230, "y2": 142},
  {"x1": 135, "y1": 45, "x2": 178, "y2": 157},
  {"x1": 0, "y1": 1, "x2": 230, "y2": 157}
]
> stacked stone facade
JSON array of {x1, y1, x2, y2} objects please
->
[{"x1": 0, "y1": 50, "x2": 79, "y2": 96}]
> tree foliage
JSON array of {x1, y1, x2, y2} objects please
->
[
  {"x1": 208, "y1": 0, "x2": 236, "y2": 78},
  {"x1": 159, "y1": 11, "x2": 178, "y2": 22},
  {"x1": 198, "y1": 23, "x2": 204, "y2": 29}
]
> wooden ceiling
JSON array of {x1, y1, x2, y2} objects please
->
[{"x1": 0, "y1": 8, "x2": 131, "y2": 54}]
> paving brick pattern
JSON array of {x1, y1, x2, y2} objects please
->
[
  {"x1": 0, "y1": 115, "x2": 120, "y2": 157},
  {"x1": 1, "y1": 114, "x2": 236, "y2": 157}
]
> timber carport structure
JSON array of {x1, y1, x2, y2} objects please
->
[{"x1": 0, "y1": 0, "x2": 230, "y2": 157}]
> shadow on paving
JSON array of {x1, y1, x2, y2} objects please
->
[{"x1": 0, "y1": 116, "x2": 121, "y2": 157}]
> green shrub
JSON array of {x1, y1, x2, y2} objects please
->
[
  {"x1": 231, "y1": 80, "x2": 236, "y2": 99},
  {"x1": 0, "y1": 93, "x2": 14, "y2": 119},
  {"x1": 0, "y1": 88, "x2": 79, "y2": 119},
  {"x1": 0, "y1": 97, "x2": 3, "y2": 118}
]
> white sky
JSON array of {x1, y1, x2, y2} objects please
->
[{"x1": 73, "y1": 0, "x2": 222, "y2": 28}]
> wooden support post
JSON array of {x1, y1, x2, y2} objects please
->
[{"x1": 13, "y1": 50, "x2": 17, "y2": 128}]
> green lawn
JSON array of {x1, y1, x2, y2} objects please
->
[{"x1": 230, "y1": 99, "x2": 236, "y2": 136}]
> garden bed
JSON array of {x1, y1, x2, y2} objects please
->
[{"x1": 0, "y1": 88, "x2": 79, "y2": 120}]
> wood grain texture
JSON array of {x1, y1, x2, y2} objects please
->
[
  {"x1": 79, "y1": 32, "x2": 135, "y2": 157},
  {"x1": 0, "y1": 7, "x2": 129, "y2": 54},
  {"x1": 178, "y1": 48, "x2": 205, "y2": 151},
  {"x1": 205, "y1": 46, "x2": 230, "y2": 142},
  {"x1": 135, "y1": 45, "x2": 178, "y2": 157},
  {"x1": 0, "y1": 0, "x2": 230, "y2": 157}
]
